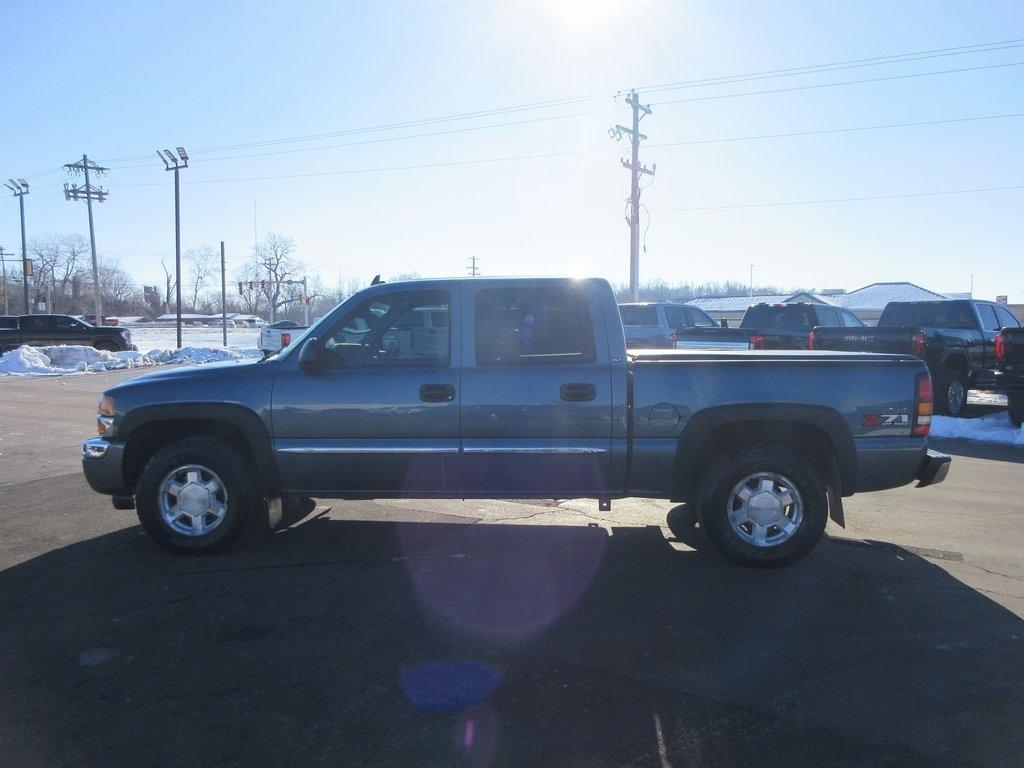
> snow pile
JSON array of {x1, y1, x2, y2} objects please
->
[
  {"x1": 0, "y1": 344, "x2": 261, "y2": 377},
  {"x1": 931, "y1": 413, "x2": 1024, "y2": 447}
]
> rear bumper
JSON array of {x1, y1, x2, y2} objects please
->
[
  {"x1": 81, "y1": 438, "x2": 129, "y2": 495},
  {"x1": 915, "y1": 449, "x2": 951, "y2": 488}
]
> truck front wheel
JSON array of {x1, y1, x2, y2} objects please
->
[
  {"x1": 697, "y1": 446, "x2": 828, "y2": 567},
  {"x1": 135, "y1": 437, "x2": 259, "y2": 554}
]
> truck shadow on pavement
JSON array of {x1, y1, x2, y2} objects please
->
[{"x1": 2, "y1": 505, "x2": 1022, "y2": 768}]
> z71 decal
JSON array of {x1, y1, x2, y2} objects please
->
[{"x1": 863, "y1": 413, "x2": 911, "y2": 427}]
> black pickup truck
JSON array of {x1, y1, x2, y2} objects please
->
[
  {"x1": 995, "y1": 327, "x2": 1024, "y2": 426},
  {"x1": 741, "y1": 302, "x2": 864, "y2": 350},
  {"x1": 0, "y1": 314, "x2": 135, "y2": 353},
  {"x1": 811, "y1": 300, "x2": 1022, "y2": 416}
]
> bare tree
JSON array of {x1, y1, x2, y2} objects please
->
[
  {"x1": 160, "y1": 259, "x2": 176, "y2": 313},
  {"x1": 185, "y1": 245, "x2": 216, "y2": 311},
  {"x1": 253, "y1": 233, "x2": 302, "y2": 322}
]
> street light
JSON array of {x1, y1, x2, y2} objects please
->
[{"x1": 158, "y1": 147, "x2": 188, "y2": 348}]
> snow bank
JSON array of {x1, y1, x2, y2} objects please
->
[
  {"x1": 931, "y1": 413, "x2": 1024, "y2": 447},
  {"x1": 0, "y1": 344, "x2": 261, "y2": 377}
]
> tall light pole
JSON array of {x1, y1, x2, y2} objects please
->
[
  {"x1": 159, "y1": 148, "x2": 189, "y2": 348},
  {"x1": 4, "y1": 179, "x2": 30, "y2": 314},
  {"x1": 749, "y1": 264, "x2": 754, "y2": 298}
]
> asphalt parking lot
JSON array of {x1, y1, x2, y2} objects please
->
[{"x1": 1, "y1": 370, "x2": 1022, "y2": 767}]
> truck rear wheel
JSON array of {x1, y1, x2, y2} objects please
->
[
  {"x1": 935, "y1": 371, "x2": 967, "y2": 417},
  {"x1": 135, "y1": 437, "x2": 259, "y2": 554},
  {"x1": 697, "y1": 446, "x2": 828, "y2": 568},
  {"x1": 1009, "y1": 395, "x2": 1024, "y2": 428}
]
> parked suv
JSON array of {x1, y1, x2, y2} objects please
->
[
  {"x1": 0, "y1": 314, "x2": 135, "y2": 353},
  {"x1": 618, "y1": 302, "x2": 719, "y2": 348}
]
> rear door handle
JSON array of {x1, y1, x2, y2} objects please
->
[
  {"x1": 560, "y1": 382, "x2": 596, "y2": 402},
  {"x1": 420, "y1": 384, "x2": 456, "y2": 402}
]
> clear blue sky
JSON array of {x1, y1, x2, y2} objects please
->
[{"x1": 2, "y1": 0, "x2": 1022, "y2": 300}]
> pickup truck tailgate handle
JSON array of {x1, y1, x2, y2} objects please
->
[
  {"x1": 560, "y1": 383, "x2": 596, "y2": 402},
  {"x1": 419, "y1": 384, "x2": 456, "y2": 403}
]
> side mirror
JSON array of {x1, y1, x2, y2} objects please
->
[
  {"x1": 298, "y1": 337, "x2": 324, "y2": 371},
  {"x1": 720, "y1": 319, "x2": 729, "y2": 328}
]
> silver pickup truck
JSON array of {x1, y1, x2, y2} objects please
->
[{"x1": 82, "y1": 276, "x2": 949, "y2": 567}]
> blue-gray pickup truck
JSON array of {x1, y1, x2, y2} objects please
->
[{"x1": 82, "y1": 277, "x2": 950, "y2": 567}]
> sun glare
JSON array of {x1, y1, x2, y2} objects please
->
[{"x1": 541, "y1": 0, "x2": 624, "y2": 36}]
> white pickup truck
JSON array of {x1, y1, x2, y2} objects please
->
[{"x1": 258, "y1": 320, "x2": 307, "y2": 355}]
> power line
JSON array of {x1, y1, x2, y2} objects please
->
[
  {"x1": 656, "y1": 184, "x2": 1024, "y2": 213},
  {"x1": 647, "y1": 111, "x2": 1024, "y2": 149},
  {"x1": 649, "y1": 60, "x2": 1024, "y2": 107},
  {"x1": 94, "y1": 36, "x2": 1024, "y2": 165}
]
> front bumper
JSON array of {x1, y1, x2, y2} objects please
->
[
  {"x1": 915, "y1": 449, "x2": 951, "y2": 488},
  {"x1": 81, "y1": 438, "x2": 128, "y2": 495}
]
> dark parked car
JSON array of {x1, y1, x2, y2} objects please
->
[
  {"x1": 994, "y1": 327, "x2": 1024, "y2": 426},
  {"x1": 0, "y1": 314, "x2": 135, "y2": 353},
  {"x1": 811, "y1": 300, "x2": 1022, "y2": 416},
  {"x1": 82, "y1": 277, "x2": 948, "y2": 568}
]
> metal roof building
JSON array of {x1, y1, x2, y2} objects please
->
[{"x1": 684, "y1": 292, "x2": 834, "y2": 325}]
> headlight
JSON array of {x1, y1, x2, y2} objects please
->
[{"x1": 97, "y1": 395, "x2": 116, "y2": 436}]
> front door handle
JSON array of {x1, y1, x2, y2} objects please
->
[
  {"x1": 560, "y1": 382, "x2": 596, "y2": 402},
  {"x1": 420, "y1": 384, "x2": 456, "y2": 402}
]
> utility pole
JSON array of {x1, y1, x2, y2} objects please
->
[
  {"x1": 63, "y1": 156, "x2": 108, "y2": 322},
  {"x1": 302, "y1": 276, "x2": 309, "y2": 326},
  {"x1": 158, "y1": 148, "x2": 189, "y2": 348},
  {"x1": 749, "y1": 265, "x2": 754, "y2": 298},
  {"x1": 0, "y1": 246, "x2": 13, "y2": 315},
  {"x1": 467, "y1": 256, "x2": 480, "y2": 277},
  {"x1": 4, "y1": 179, "x2": 30, "y2": 314},
  {"x1": 612, "y1": 91, "x2": 655, "y2": 302},
  {"x1": 221, "y1": 241, "x2": 228, "y2": 347}
]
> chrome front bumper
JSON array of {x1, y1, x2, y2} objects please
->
[{"x1": 81, "y1": 438, "x2": 128, "y2": 495}]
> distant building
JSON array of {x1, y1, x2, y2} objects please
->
[{"x1": 830, "y1": 282, "x2": 949, "y2": 325}]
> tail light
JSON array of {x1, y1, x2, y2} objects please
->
[
  {"x1": 995, "y1": 332, "x2": 1005, "y2": 363},
  {"x1": 281, "y1": 333, "x2": 292, "y2": 347},
  {"x1": 911, "y1": 331, "x2": 926, "y2": 358},
  {"x1": 750, "y1": 334, "x2": 766, "y2": 350},
  {"x1": 807, "y1": 330, "x2": 817, "y2": 350},
  {"x1": 913, "y1": 371, "x2": 933, "y2": 437}
]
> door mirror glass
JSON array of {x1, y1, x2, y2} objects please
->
[{"x1": 298, "y1": 337, "x2": 325, "y2": 371}]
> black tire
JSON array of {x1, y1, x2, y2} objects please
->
[
  {"x1": 935, "y1": 370, "x2": 968, "y2": 417},
  {"x1": 1009, "y1": 395, "x2": 1024, "y2": 428},
  {"x1": 697, "y1": 446, "x2": 828, "y2": 568},
  {"x1": 135, "y1": 437, "x2": 261, "y2": 554}
]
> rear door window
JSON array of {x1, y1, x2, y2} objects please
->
[
  {"x1": 815, "y1": 307, "x2": 840, "y2": 326},
  {"x1": 662, "y1": 306, "x2": 687, "y2": 330},
  {"x1": 686, "y1": 307, "x2": 716, "y2": 328},
  {"x1": 477, "y1": 286, "x2": 595, "y2": 365},
  {"x1": 995, "y1": 305, "x2": 1021, "y2": 328},
  {"x1": 977, "y1": 304, "x2": 1001, "y2": 332}
]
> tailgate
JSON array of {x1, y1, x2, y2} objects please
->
[{"x1": 812, "y1": 326, "x2": 917, "y2": 354}]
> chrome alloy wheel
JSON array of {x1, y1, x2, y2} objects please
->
[
  {"x1": 158, "y1": 464, "x2": 229, "y2": 536},
  {"x1": 727, "y1": 472, "x2": 804, "y2": 548}
]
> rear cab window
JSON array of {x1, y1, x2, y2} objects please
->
[
  {"x1": 741, "y1": 305, "x2": 815, "y2": 330},
  {"x1": 476, "y1": 286, "x2": 596, "y2": 365},
  {"x1": 619, "y1": 305, "x2": 659, "y2": 327},
  {"x1": 880, "y1": 302, "x2": 977, "y2": 330}
]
